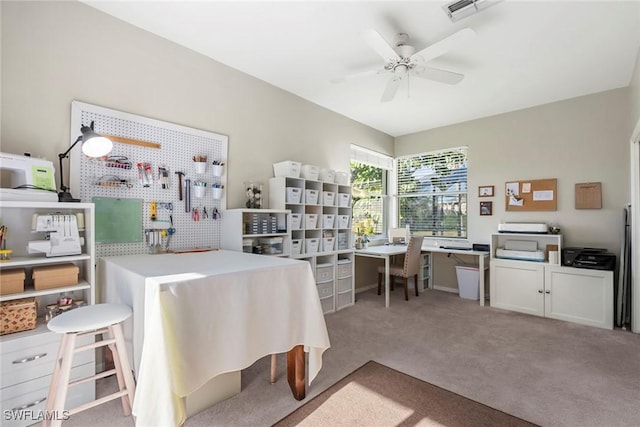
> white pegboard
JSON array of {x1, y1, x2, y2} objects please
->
[{"x1": 69, "y1": 101, "x2": 227, "y2": 257}]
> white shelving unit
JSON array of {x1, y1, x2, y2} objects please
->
[
  {"x1": 220, "y1": 209, "x2": 291, "y2": 256},
  {"x1": 0, "y1": 201, "x2": 96, "y2": 426},
  {"x1": 489, "y1": 232, "x2": 613, "y2": 329},
  {"x1": 269, "y1": 176, "x2": 355, "y2": 313}
]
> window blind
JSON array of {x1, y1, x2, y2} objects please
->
[{"x1": 350, "y1": 145, "x2": 393, "y2": 170}]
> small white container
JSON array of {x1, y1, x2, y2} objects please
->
[
  {"x1": 194, "y1": 162, "x2": 207, "y2": 174},
  {"x1": 337, "y1": 193, "x2": 350, "y2": 207},
  {"x1": 290, "y1": 213, "x2": 302, "y2": 230},
  {"x1": 211, "y1": 187, "x2": 223, "y2": 199},
  {"x1": 338, "y1": 215, "x2": 350, "y2": 229},
  {"x1": 305, "y1": 214, "x2": 318, "y2": 229},
  {"x1": 319, "y1": 168, "x2": 335, "y2": 183},
  {"x1": 305, "y1": 189, "x2": 319, "y2": 204},
  {"x1": 286, "y1": 187, "x2": 302, "y2": 204},
  {"x1": 212, "y1": 164, "x2": 224, "y2": 177},
  {"x1": 322, "y1": 191, "x2": 335, "y2": 206},
  {"x1": 273, "y1": 161, "x2": 301, "y2": 178},
  {"x1": 301, "y1": 165, "x2": 319, "y2": 181},
  {"x1": 322, "y1": 214, "x2": 335, "y2": 229},
  {"x1": 305, "y1": 238, "x2": 319, "y2": 254},
  {"x1": 193, "y1": 186, "x2": 206, "y2": 198},
  {"x1": 259, "y1": 237, "x2": 284, "y2": 255},
  {"x1": 322, "y1": 237, "x2": 335, "y2": 252},
  {"x1": 242, "y1": 239, "x2": 253, "y2": 253},
  {"x1": 334, "y1": 171, "x2": 349, "y2": 185},
  {"x1": 291, "y1": 239, "x2": 302, "y2": 255}
]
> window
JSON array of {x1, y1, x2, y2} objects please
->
[
  {"x1": 396, "y1": 147, "x2": 468, "y2": 238},
  {"x1": 350, "y1": 145, "x2": 393, "y2": 238}
]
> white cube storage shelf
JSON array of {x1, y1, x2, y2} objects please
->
[{"x1": 269, "y1": 175, "x2": 355, "y2": 314}]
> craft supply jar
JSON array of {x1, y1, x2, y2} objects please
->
[
  {"x1": 0, "y1": 249, "x2": 12, "y2": 261},
  {"x1": 45, "y1": 304, "x2": 59, "y2": 322}
]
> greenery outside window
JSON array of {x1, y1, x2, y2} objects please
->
[{"x1": 396, "y1": 147, "x2": 468, "y2": 238}]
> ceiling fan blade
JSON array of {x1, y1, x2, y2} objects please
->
[
  {"x1": 381, "y1": 74, "x2": 403, "y2": 102},
  {"x1": 412, "y1": 66, "x2": 464, "y2": 85},
  {"x1": 363, "y1": 29, "x2": 401, "y2": 63},
  {"x1": 411, "y1": 28, "x2": 476, "y2": 63},
  {"x1": 330, "y1": 68, "x2": 385, "y2": 84}
]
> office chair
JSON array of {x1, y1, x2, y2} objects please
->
[{"x1": 377, "y1": 236, "x2": 424, "y2": 301}]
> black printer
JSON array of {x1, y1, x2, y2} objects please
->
[{"x1": 562, "y1": 247, "x2": 616, "y2": 271}]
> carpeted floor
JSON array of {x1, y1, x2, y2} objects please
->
[
  {"x1": 62, "y1": 288, "x2": 640, "y2": 427},
  {"x1": 273, "y1": 360, "x2": 539, "y2": 426}
]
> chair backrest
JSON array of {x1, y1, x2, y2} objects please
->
[
  {"x1": 403, "y1": 236, "x2": 424, "y2": 277},
  {"x1": 388, "y1": 226, "x2": 410, "y2": 244}
]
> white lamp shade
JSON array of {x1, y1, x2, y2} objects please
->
[{"x1": 81, "y1": 134, "x2": 113, "y2": 157}]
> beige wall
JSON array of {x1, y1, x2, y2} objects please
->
[
  {"x1": 631, "y1": 47, "x2": 640, "y2": 126},
  {"x1": 0, "y1": 1, "x2": 393, "y2": 209},
  {"x1": 395, "y1": 88, "x2": 632, "y2": 259}
]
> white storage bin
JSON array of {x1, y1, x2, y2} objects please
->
[
  {"x1": 305, "y1": 238, "x2": 320, "y2": 254},
  {"x1": 305, "y1": 189, "x2": 319, "y2": 204},
  {"x1": 319, "y1": 168, "x2": 335, "y2": 183},
  {"x1": 273, "y1": 161, "x2": 301, "y2": 178},
  {"x1": 305, "y1": 214, "x2": 318, "y2": 229},
  {"x1": 286, "y1": 187, "x2": 302, "y2": 204},
  {"x1": 337, "y1": 291, "x2": 353, "y2": 308},
  {"x1": 337, "y1": 277, "x2": 352, "y2": 293},
  {"x1": 320, "y1": 297, "x2": 333, "y2": 313},
  {"x1": 456, "y1": 266, "x2": 480, "y2": 300},
  {"x1": 291, "y1": 239, "x2": 302, "y2": 255},
  {"x1": 338, "y1": 215, "x2": 350, "y2": 229},
  {"x1": 337, "y1": 261, "x2": 352, "y2": 278},
  {"x1": 322, "y1": 237, "x2": 335, "y2": 252},
  {"x1": 334, "y1": 171, "x2": 349, "y2": 185},
  {"x1": 301, "y1": 165, "x2": 319, "y2": 181},
  {"x1": 322, "y1": 214, "x2": 335, "y2": 229},
  {"x1": 322, "y1": 191, "x2": 335, "y2": 206},
  {"x1": 337, "y1": 193, "x2": 351, "y2": 207},
  {"x1": 290, "y1": 213, "x2": 302, "y2": 230},
  {"x1": 316, "y1": 263, "x2": 334, "y2": 282},
  {"x1": 316, "y1": 281, "x2": 334, "y2": 299},
  {"x1": 259, "y1": 237, "x2": 283, "y2": 255}
]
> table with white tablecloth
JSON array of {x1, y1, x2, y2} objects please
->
[{"x1": 99, "y1": 250, "x2": 330, "y2": 427}]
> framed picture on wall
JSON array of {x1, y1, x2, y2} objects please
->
[
  {"x1": 479, "y1": 185, "x2": 494, "y2": 197},
  {"x1": 480, "y1": 201, "x2": 493, "y2": 216}
]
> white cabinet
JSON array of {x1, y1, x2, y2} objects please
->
[
  {"x1": 0, "y1": 201, "x2": 96, "y2": 426},
  {"x1": 269, "y1": 176, "x2": 354, "y2": 314},
  {"x1": 418, "y1": 253, "x2": 432, "y2": 292},
  {"x1": 220, "y1": 209, "x2": 291, "y2": 256},
  {"x1": 490, "y1": 259, "x2": 613, "y2": 330},
  {"x1": 491, "y1": 232, "x2": 562, "y2": 263}
]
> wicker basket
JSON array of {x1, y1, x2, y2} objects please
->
[{"x1": 1, "y1": 297, "x2": 37, "y2": 335}]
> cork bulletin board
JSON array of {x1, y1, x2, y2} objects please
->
[
  {"x1": 575, "y1": 182, "x2": 602, "y2": 209},
  {"x1": 505, "y1": 178, "x2": 557, "y2": 211}
]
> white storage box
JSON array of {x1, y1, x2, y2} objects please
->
[
  {"x1": 337, "y1": 193, "x2": 350, "y2": 207},
  {"x1": 286, "y1": 187, "x2": 302, "y2": 204},
  {"x1": 305, "y1": 238, "x2": 320, "y2": 254},
  {"x1": 320, "y1": 297, "x2": 333, "y2": 313},
  {"x1": 319, "y1": 168, "x2": 335, "y2": 183},
  {"x1": 305, "y1": 189, "x2": 319, "y2": 204},
  {"x1": 337, "y1": 260, "x2": 352, "y2": 278},
  {"x1": 322, "y1": 191, "x2": 335, "y2": 206},
  {"x1": 334, "y1": 171, "x2": 349, "y2": 185},
  {"x1": 338, "y1": 215, "x2": 350, "y2": 229},
  {"x1": 322, "y1": 237, "x2": 335, "y2": 252},
  {"x1": 316, "y1": 263, "x2": 334, "y2": 281},
  {"x1": 290, "y1": 213, "x2": 302, "y2": 230},
  {"x1": 291, "y1": 239, "x2": 302, "y2": 255},
  {"x1": 456, "y1": 266, "x2": 480, "y2": 300},
  {"x1": 337, "y1": 292, "x2": 353, "y2": 308},
  {"x1": 305, "y1": 214, "x2": 318, "y2": 229},
  {"x1": 337, "y1": 277, "x2": 352, "y2": 293},
  {"x1": 322, "y1": 214, "x2": 335, "y2": 229},
  {"x1": 301, "y1": 165, "x2": 319, "y2": 181},
  {"x1": 259, "y1": 237, "x2": 283, "y2": 255},
  {"x1": 273, "y1": 161, "x2": 301, "y2": 178},
  {"x1": 316, "y1": 281, "x2": 334, "y2": 299}
]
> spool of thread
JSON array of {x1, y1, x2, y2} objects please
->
[
  {"x1": 31, "y1": 213, "x2": 38, "y2": 231},
  {"x1": 75, "y1": 213, "x2": 85, "y2": 230}
]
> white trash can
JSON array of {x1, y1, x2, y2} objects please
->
[{"x1": 455, "y1": 265, "x2": 480, "y2": 300}]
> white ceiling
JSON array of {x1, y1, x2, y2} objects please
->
[{"x1": 83, "y1": 1, "x2": 640, "y2": 137}]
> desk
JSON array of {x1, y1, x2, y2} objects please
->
[
  {"x1": 355, "y1": 245, "x2": 489, "y2": 308},
  {"x1": 99, "y1": 250, "x2": 330, "y2": 427}
]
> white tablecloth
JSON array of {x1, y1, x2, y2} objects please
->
[{"x1": 99, "y1": 250, "x2": 330, "y2": 427}]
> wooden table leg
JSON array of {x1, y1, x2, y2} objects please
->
[{"x1": 286, "y1": 345, "x2": 305, "y2": 400}]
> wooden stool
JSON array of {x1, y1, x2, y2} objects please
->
[{"x1": 43, "y1": 303, "x2": 136, "y2": 427}]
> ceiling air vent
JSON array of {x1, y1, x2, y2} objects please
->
[{"x1": 443, "y1": 0, "x2": 497, "y2": 22}]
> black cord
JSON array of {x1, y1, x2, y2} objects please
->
[{"x1": 12, "y1": 185, "x2": 57, "y2": 192}]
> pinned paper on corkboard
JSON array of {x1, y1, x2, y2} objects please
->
[{"x1": 575, "y1": 182, "x2": 602, "y2": 209}]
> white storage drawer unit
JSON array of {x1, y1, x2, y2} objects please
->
[
  {"x1": 337, "y1": 261, "x2": 352, "y2": 278},
  {"x1": 337, "y1": 277, "x2": 352, "y2": 293},
  {"x1": 316, "y1": 281, "x2": 334, "y2": 299},
  {"x1": 316, "y1": 263, "x2": 334, "y2": 282}
]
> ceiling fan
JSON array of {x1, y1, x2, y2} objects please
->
[{"x1": 334, "y1": 28, "x2": 476, "y2": 102}]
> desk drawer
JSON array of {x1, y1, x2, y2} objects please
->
[
  {"x1": 316, "y1": 281, "x2": 334, "y2": 299},
  {"x1": 337, "y1": 261, "x2": 352, "y2": 278},
  {"x1": 316, "y1": 264, "x2": 334, "y2": 282},
  {"x1": 1, "y1": 362, "x2": 95, "y2": 427}
]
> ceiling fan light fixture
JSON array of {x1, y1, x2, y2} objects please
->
[{"x1": 443, "y1": 0, "x2": 497, "y2": 22}]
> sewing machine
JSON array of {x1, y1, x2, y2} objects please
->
[
  {"x1": 0, "y1": 152, "x2": 58, "y2": 202},
  {"x1": 28, "y1": 214, "x2": 84, "y2": 257}
]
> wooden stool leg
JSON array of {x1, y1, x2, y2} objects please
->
[
  {"x1": 108, "y1": 327, "x2": 130, "y2": 415},
  {"x1": 50, "y1": 333, "x2": 77, "y2": 427},
  {"x1": 111, "y1": 324, "x2": 136, "y2": 416},
  {"x1": 270, "y1": 354, "x2": 277, "y2": 383},
  {"x1": 43, "y1": 333, "x2": 69, "y2": 427}
]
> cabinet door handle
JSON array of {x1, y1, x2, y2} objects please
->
[
  {"x1": 538, "y1": 289, "x2": 543, "y2": 293},
  {"x1": 545, "y1": 290, "x2": 551, "y2": 294},
  {"x1": 12, "y1": 397, "x2": 46, "y2": 411},
  {"x1": 12, "y1": 353, "x2": 47, "y2": 364}
]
